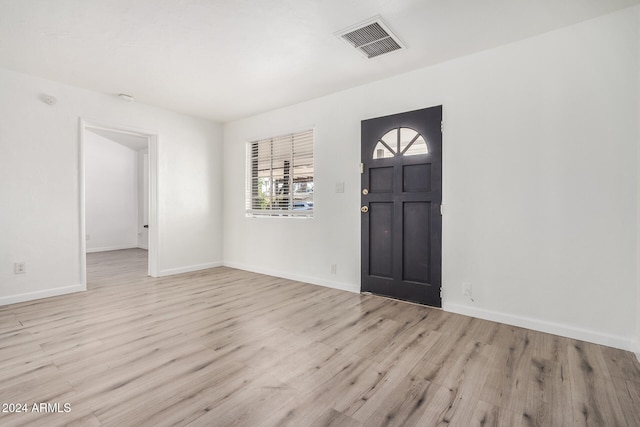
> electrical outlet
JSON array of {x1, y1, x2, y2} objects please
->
[
  {"x1": 335, "y1": 182, "x2": 344, "y2": 193},
  {"x1": 463, "y1": 282, "x2": 472, "y2": 297},
  {"x1": 14, "y1": 262, "x2": 26, "y2": 274},
  {"x1": 331, "y1": 264, "x2": 337, "y2": 274},
  {"x1": 86, "y1": 234, "x2": 90, "y2": 241}
]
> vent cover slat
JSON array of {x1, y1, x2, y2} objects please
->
[
  {"x1": 336, "y1": 16, "x2": 405, "y2": 59},
  {"x1": 341, "y1": 22, "x2": 389, "y2": 48},
  {"x1": 360, "y1": 37, "x2": 402, "y2": 58}
]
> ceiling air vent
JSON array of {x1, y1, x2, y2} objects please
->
[{"x1": 336, "y1": 16, "x2": 405, "y2": 59}]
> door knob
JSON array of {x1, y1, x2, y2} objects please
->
[{"x1": 361, "y1": 206, "x2": 369, "y2": 213}]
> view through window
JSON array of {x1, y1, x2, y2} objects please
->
[{"x1": 246, "y1": 129, "x2": 314, "y2": 217}]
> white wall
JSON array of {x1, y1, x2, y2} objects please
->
[
  {"x1": 0, "y1": 68, "x2": 223, "y2": 305},
  {"x1": 85, "y1": 132, "x2": 138, "y2": 252},
  {"x1": 224, "y1": 7, "x2": 639, "y2": 351}
]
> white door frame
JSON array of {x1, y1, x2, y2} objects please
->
[{"x1": 79, "y1": 118, "x2": 160, "y2": 285}]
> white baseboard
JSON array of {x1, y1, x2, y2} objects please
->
[
  {"x1": 444, "y1": 302, "x2": 635, "y2": 353},
  {"x1": 158, "y1": 261, "x2": 223, "y2": 277},
  {"x1": 222, "y1": 261, "x2": 359, "y2": 294},
  {"x1": 0, "y1": 284, "x2": 86, "y2": 307},
  {"x1": 220, "y1": 265, "x2": 636, "y2": 352},
  {"x1": 86, "y1": 244, "x2": 138, "y2": 253}
]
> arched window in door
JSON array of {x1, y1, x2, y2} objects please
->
[{"x1": 372, "y1": 127, "x2": 428, "y2": 159}]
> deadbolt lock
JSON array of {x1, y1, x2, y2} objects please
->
[
  {"x1": 361, "y1": 206, "x2": 369, "y2": 213},
  {"x1": 362, "y1": 189, "x2": 369, "y2": 195}
]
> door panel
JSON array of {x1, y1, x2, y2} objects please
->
[
  {"x1": 403, "y1": 202, "x2": 430, "y2": 283},
  {"x1": 369, "y1": 202, "x2": 393, "y2": 278},
  {"x1": 361, "y1": 106, "x2": 442, "y2": 307},
  {"x1": 403, "y1": 164, "x2": 430, "y2": 192},
  {"x1": 369, "y1": 167, "x2": 394, "y2": 193}
]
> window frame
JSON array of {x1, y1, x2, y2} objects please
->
[{"x1": 245, "y1": 129, "x2": 314, "y2": 218}]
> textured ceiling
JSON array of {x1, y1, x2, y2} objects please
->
[{"x1": 0, "y1": 0, "x2": 638, "y2": 122}]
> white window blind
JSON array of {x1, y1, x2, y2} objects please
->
[{"x1": 246, "y1": 129, "x2": 314, "y2": 217}]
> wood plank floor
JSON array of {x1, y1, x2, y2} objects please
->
[{"x1": 1, "y1": 248, "x2": 639, "y2": 426}]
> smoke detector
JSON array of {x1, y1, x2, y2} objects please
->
[
  {"x1": 118, "y1": 93, "x2": 135, "y2": 102},
  {"x1": 336, "y1": 16, "x2": 406, "y2": 59},
  {"x1": 40, "y1": 94, "x2": 57, "y2": 105}
]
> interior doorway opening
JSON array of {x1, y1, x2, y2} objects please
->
[{"x1": 79, "y1": 120, "x2": 159, "y2": 286}]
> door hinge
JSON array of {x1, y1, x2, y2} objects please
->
[
  {"x1": 359, "y1": 163, "x2": 364, "y2": 174},
  {"x1": 440, "y1": 288, "x2": 443, "y2": 298},
  {"x1": 440, "y1": 205, "x2": 443, "y2": 216},
  {"x1": 441, "y1": 121, "x2": 443, "y2": 133}
]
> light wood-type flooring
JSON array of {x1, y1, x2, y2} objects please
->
[{"x1": 1, "y1": 248, "x2": 639, "y2": 426}]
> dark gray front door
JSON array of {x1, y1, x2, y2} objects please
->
[{"x1": 361, "y1": 106, "x2": 442, "y2": 307}]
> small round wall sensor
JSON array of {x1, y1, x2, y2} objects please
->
[
  {"x1": 41, "y1": 94, "x2": 57, "y2": 105},
  {"x1": 118, "y1": 93, "x2": 134, "y2": 102}
]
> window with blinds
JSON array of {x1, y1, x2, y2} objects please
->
[{"x1": 246, "y1": 129, "x2": 314, "y2": 217}]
